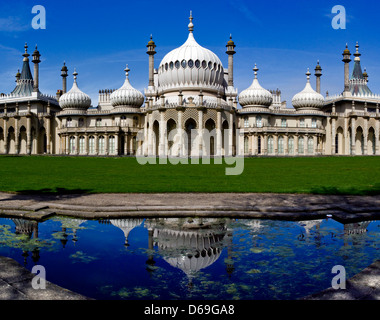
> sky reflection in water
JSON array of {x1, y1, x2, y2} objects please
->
[{"x1": 0, "y1": 216, "x2": 378, "y2": 300}]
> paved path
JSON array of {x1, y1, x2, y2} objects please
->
[
  {"x1": 0, "y1": 256, "x2": 89, "y2": 300},
  {"x1": 0, "y1": 192, "x2": 379, "y2": 222}
]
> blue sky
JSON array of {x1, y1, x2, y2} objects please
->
[{"x1": 0, "y1": 0, "x2": 379, "y2": 107}]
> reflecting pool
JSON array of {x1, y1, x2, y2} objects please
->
[{"x1": 0, "y1": 217, "x2": 378, "y2": 300}]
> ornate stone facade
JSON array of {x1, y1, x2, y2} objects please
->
[{"x1": 1, "y1": 17, "x2": 379, "y2": 157}]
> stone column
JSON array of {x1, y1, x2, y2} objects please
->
[
  {"x1": 144, "y1": 114, "x2": 148, "y2": 156},
  {"x1": 159, "y1": 111, "x2": 165, "y2": 157},
  {"x1": 177, "y1": 107, "x2": 184, "y2": 157},
  {"x1": 284, "y1": 134, "x2": 289, "y2": 155},
  {"x1": 95, "y1": 134, "x2": 99, "y2": 155},
  {"x1": 351, "y1": 118, "x2": 356, "y2": 156},
  {"x1": 85, "y1": 133, "x2": 89, "y2": 155},
  {"x1": 129, "y1": 134, "x2": 134, "y2": 155},
  {"x1": 198, "y1": 107, "x2": 204, "y2": 157},
  {"x1": 228, "y1": 112, "x2": 233, "y2": 156},
  {"x1": 124, "y1": 133, "x2": 128, "y2": 155},
  {"x1": 363, "y1": 117, "x2": 368, "y2": 155},
  {"x1": 14, "y1": 118, "x2": 19, "y2": 154},
  {"x1": 65, "y1": 135, "x2": 69, "y2": 155},
  {"x1": 216, "y1": 110, "x2": 222, "y2": 156},
  {"x1": 26, "y1": 116, "x2": 31, "y2": 155},
  {"x1": 331, "y1": 117, "x2": 336, "y2": 154},
  {"x1": 46, "y1": 117, "x2": 51, "y2": 154}
]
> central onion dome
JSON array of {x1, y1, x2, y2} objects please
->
[
  {"x1": 157, "y1": 13, "x2": 225, "y2": 94},
  {"x1": 59, "y1": 70, "x2": 91, "y2": 109},
  {"x1": 110, "y1": 65, "x2": 144, "y2": 108},
  {"x1": 238, "y1": 64, "x2": 273, "y2": 107},
  {"x1": 292, "y1": 69, "x2": 324, "y2": 109}
]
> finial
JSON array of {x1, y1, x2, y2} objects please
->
[
  {"x1": 306, "y1": 68, "x2": 311, "y2": 82},
  {"x1": 188, "y1": 10, "x2": 194, "y2": 33},
  {"x1": 73, "y1": 69, "x2": 78, "y2": 83},
  {"x1": 23, "y1": 43, "x2": 30, "y2": 60},
  {"x1": 124, "y1": 64, "x2": 130, "y2": 77},
  {"x1": 253, "y1": 64, "x2": 259, "y2": 78},
  {"x1": 24, "y1": 43, "x2": 28, "y2": 53},
  {"x1": 230, "y1": 34, "x2": 232, "y2": 40}
]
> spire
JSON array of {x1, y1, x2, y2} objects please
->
[
  {"x1": 23, "y1": 43, "x2": 29, "y2": 61},
  {"x1": 354, "y1": 42, "x2": 361, "y2": 61},
  {"x1": 124, "y1": 64, "x2": 130, "y2": 78},
  {"x1": 306, "y1": 68, "x2": 311, "y2": 83},
  {"x1": 253, "y1": 64, "x2": 259, "y2": 79},
  {"x1": 188, "y1": 10, "x2": 194, "y2": 33},
  {"x1": 73, "y1": 69, "x2": 78, "y2": 85}
]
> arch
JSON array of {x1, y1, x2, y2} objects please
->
[
  {"x1": 98, "y1": 135, "x2": 105, "y2": 154},
  {"x1": 243, "y1": 136, "x2": 248, "y2": 155},
  {"x1": 368, "y1": 127, "x2": 376, "y2": 155},
  {"x1": 38, "y1": 127, "x2": 47, "y2": 154},
  {"x1": 257, "y1": 135, "x2": 262, "y2": 155},
  {"x1": 166, "y1": 119, "x2": 177, "y2": 156},
  {"x1": 69, "y1": 136, "x2": 76, "y2": 154},
  {"x1": 288, "y1": 136, "x2": 294, "y2": 155},
  {"x1": 307, "y1": 136, "x2": 314, "y2": 155},
  {"x1": 109, "y1": 135, "x2": 115, "y2": 154},
  {"x1": 205, "y1": 119, "x2": 216, "y2": 156},
  {"x1": 153, "y1": 120, "x2": 160, "y2": 156},
  {"x1": 222, "y1": 120, "x2": 229, "y2": 156},
  {"x1": 336, "y1": 127, "x2": 344, "y2": 155},
  {"x1": 278, "y1": 135, "x2": 284, "y2": 155},
  {"x1": 79, "y1": 136, "x2": 85, "y2": 154},
  {"x1": 19, "y1": 126, "x2": 27, "y2": 154},
  {"x1": 355, "y1": 126, "x2": 364, "y2": 155},
  {"x1": 268, "y1": 135, "x2": 274, "y2": 154},
  {"x1": 298, "y1": 136, "x2": 305, "y2": 154},
  {"x1": 7, "y1": 126, "x2": 15, "y2": 154},
  {"x1": 185, "y1": 118, "x2": 197, "y2": 157},
  {"x1": 89, "y1": 136, "x2": 95, "y2": 154}
]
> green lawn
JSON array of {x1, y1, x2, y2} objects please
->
[{"x1": 0, "y1": 155, "x2": 379, "y2": 195}]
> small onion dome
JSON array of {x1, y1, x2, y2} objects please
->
[
  {"x1": 292, "y1": 69, "x2": 324, "y2": 110},
  {"x1": 59, "y1": 69, "x2": 91, "y2": 109},
  {"x1": 61, "y1": 62, "x2": 68, "y2": 72},
  {"x1": 343, "y1": 44, "x2": 351, "y2": 55},
  {"x1": 110, "y1": 65, "x2": 144, "y2": 108},
  {"x1": 238, "y1": 64, "x2": 273, "y2": 107}
]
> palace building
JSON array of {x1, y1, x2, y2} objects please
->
[{"x1": 1, "y1": 14, "x2": 380, "y2": 157}]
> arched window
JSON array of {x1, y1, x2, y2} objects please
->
[
  {"x1": 312, "y1": 118, "x2": 317, "y2": 128},
  {"x1": 256, "y1": 116, "x2": 262, "y2": 128},
  {"x1": 79, "y1": 136, "x2": 85, "y2": 154},
  {"x1": 257, "y1": 136, "x2": 262, "y2": 155},
  {"x1": 288, "y1": 136, "x2": 294, "y2": 155},
  {"x1": 67, "y1": 118, "x2": 72, "y2": 128},
  {"x1": 244, "y1": 136, "x2": 249, "y2": 154},
  {"x1": 120, "y1": 115, "x2": 127, "y2": 127},
  {"x1": 308, "y1": 137, "x2": 314, "y2": 154},
  {"x1": 109, "y1": 136, "x2": 115, "y2": 154},
  {"x1": 78, "y1": 118, "x2": 84, "y2": 127},
  {"x1": 133, "y1": 116, "x2": 139, "y2": 127},
  {"x1": 281, "y1": 119, "x2": 287, "y2": 128},
  {"x1": 268, "y1": 136, "x2": 274, "y2": 154},
  {"x1": 300, "y1": 118, "x2": 305, "y2": 128},
  {"x1": 69, "y1": 136, "x2": 75, "y2": 153},
  {"x1": 298, "y1": 136, "x2": 304, "y2": 154},
  {"x1": 98, "y1": 136, "x2": 105, "y2": 154},
  {"x1": 96, "y1": 118, "x2": 102, "y2": 127},
  {"x1": 89, "y1": 136, "x2": 95, "y2": 154},
  {"x1": 278, "y1": 136, "x2": 284, "y2": 154},
  {"x1": 244, "y1": 117, "x2": 249, "y2": 128}
]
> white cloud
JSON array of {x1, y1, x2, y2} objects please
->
[{"x1": 0, "y1": 16, "x2": 29, "y2": 32}]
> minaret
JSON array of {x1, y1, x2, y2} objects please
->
[
  {"x1": 146, "y1": 35, "x2": 156, "y2": 88},
  {"x1": 314, "y1": 61, "x2": 322, "y2": 94},
  {"x1": 342, "y1": 44, "x2": 351, "y2": 96},
  {"x1": 363, "y1": 68, "x2": 368, "y2": 82},
  {"x1": 61, "y1": 62, "x2": 68, "y2": 93},
  {"x1": 15, "y1": 69, "x2": 21, "y2": 82},
  {"x1": 226, "y1": 35, "x2": 236, "y2": 87},
  {"x1": 32, "y1": 45, "x2": 41, "y2": 93}
]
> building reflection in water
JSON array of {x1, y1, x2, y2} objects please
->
[
  {"x1": 144, "y1": 218, "x2": 230, "y2": 287},
  {"x1": 110, "y1": 219, "x2": 144, "y2": 247},
  {"x1": 9, "y1": 218, "x2": 40, "y2": 266},
  {"x1": 3, "y1": 217, "x2": 375, "y2": 281}
]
